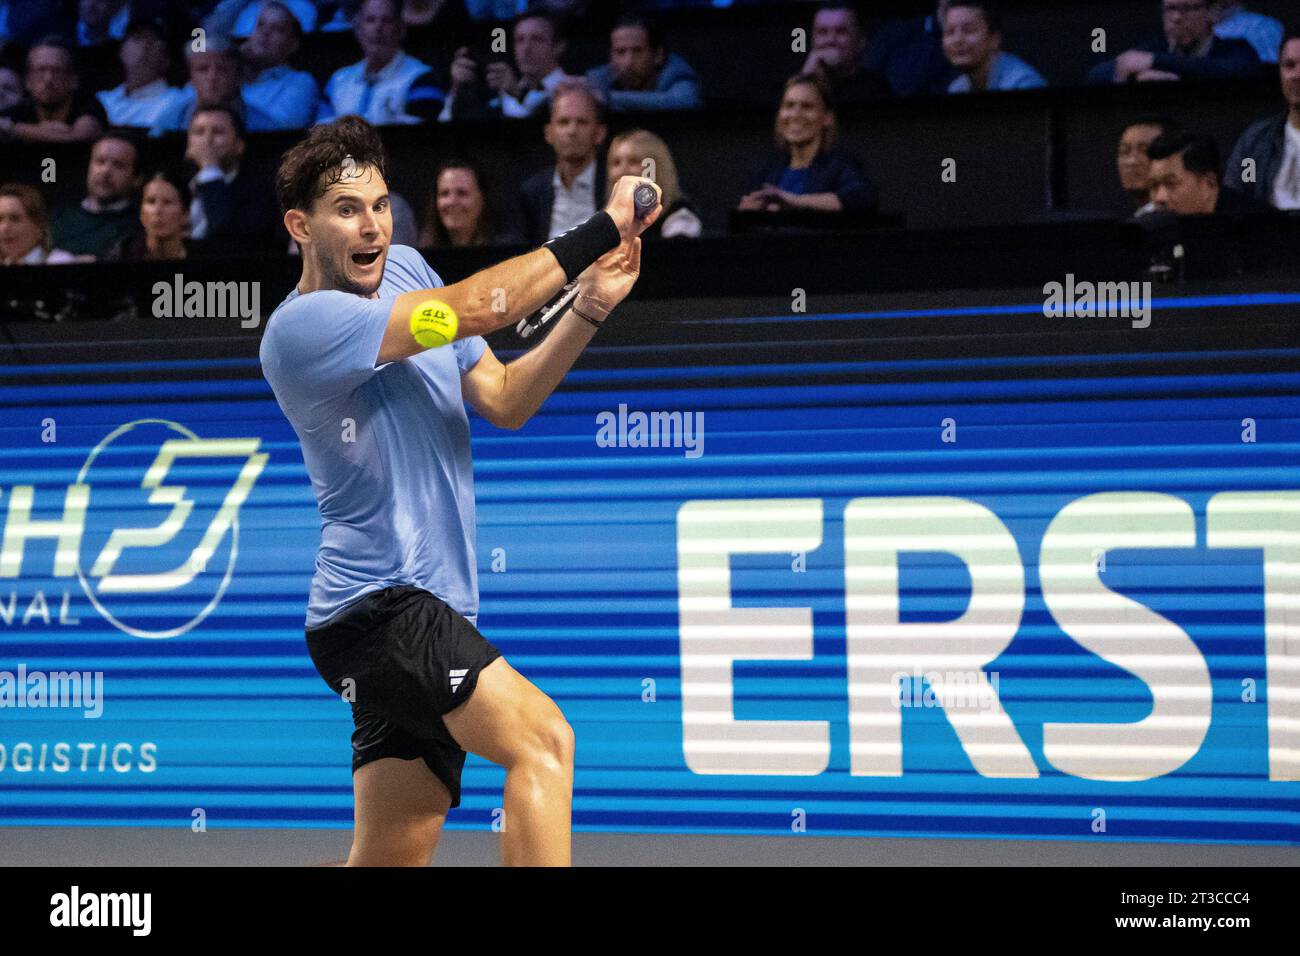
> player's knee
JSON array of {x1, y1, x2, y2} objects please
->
[{"x1": 523, "y1": 709, "x2": 574, "y2": 771}]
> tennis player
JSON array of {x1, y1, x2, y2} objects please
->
[{"x1": 259, "y1": 116, "x2": 659, "y2": 866}]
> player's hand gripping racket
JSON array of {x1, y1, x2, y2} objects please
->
[{"x1": 517, "y1": 185, "x2": 659, "y2": 339}]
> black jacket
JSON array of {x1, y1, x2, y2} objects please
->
[
  {"x1": 517, "y1": 167, "x2": 558, "y2": 248},
  {"x1": 1087, "y1": 35, "x2": 1261, "y2": 83},
  {"x1": 191, "y1": 163, "x2": 283, "y2": 254},
  {"x1": 748, "y1": 147, "x2": 879, "y2": 214},
  {"x1": 1224, "y1": 112, "x2": 1291, "y2": 204}
]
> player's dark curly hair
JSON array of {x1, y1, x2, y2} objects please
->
[{"x1": 275, "y1": 116, "x2": 389, "y2": 214}]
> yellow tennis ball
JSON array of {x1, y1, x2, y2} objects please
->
[{"x1": 409, "y1": 299, "x2": 459, "y2": 348}]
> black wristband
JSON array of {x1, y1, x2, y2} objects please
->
[{"x1": 543, "y1": 211, "x2": 621, "y2": 282}]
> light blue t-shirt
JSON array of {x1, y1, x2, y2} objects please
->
[{"x1": 259, "y1": 245, "x2": 488, "y2": 628}]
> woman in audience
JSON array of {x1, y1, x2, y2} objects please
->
[
  {"x1": 0, "y1": 183, "x2": 77, "y2": 264},
  {"x1": 112, "y1": 167, "x2": 191, "y2": 260},
  {"x1": 418, "y1": 158, "x2": 518, "y2": 248},
  {"x1": 606, "y1": 128, "x2": 702, "y2": 239},
  {"x1": 737, "y1": 73, "x2": 878, "y2": 218}
]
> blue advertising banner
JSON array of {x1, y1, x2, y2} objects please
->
[{"x1": 0, "y1": 292, "x2": 1297, "y2": 844}]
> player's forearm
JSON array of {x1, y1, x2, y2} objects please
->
[
  {"x1": 436, "y1": 246, "x2": 570, "y2": 338},
  {"x1": 497, "y1": 308, "x2": 598, "y2": 427},
  {"x1": 380, "y1": 247, "x2": 567, "y2": 363}
]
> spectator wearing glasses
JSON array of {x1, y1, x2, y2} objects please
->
[
  {"x1": 1087, "y1": 0, "x2": 1261, "y2": 84},
  {"x1": 0, "y1": 37, "x2": 106, "y2": 144}
]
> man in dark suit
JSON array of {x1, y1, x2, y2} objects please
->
[
  {"x1": 184, "y1": 104, "x2": 282, "y2": 254},
  {"x1": 1088, "y1": 0, "x2": 1261, "y2": 83},
  {"x1": 517, "y1": 80, "x2": 606, "y2": 247}
]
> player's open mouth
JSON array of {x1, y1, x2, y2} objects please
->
[{"x1": 351, "y1": 249, "x2": 381, "y2": 265}]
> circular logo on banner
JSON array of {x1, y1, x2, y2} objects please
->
[{"x1": 72, "y1": 419, "x2": 266, "y2": 640}]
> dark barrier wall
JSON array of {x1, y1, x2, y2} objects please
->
[{"x1": 0, "y1": 277, "x2": 1297, "y2": 840}]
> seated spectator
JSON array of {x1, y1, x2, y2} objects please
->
[
  {"x1": 0, "y1": 38, "x2": 105, "y2": 143},
  {"x1": 239, "y1": 0, "x2": 320, "y2": 129},
  {"x1": 97, "y1": 13, "x2": 183, "y2": 128},
  {"x1": 52, "y1": 132, "x2": 140, "y2": 257},
  {"x1": 1212, "y1": 2, "x2": 1283, "y2": 64},
  {"x1": 442, "y1": 12, "x2": 571, "y2": 121},
  {"x1": 1224, "y1": 25, "x2": 1300, "y2": 210},
  {"x1": 800, "y1": 3, "x2": 887, "y2": 104},
  {"x1": 184, "y1": 105, "x2": 282, "y2": 252},
  {"x1": 76, "y1": 0, "x2": 128, "y2": 46},
  {"x1": 1087, "y1": 0, "x2": 1260, "y2": 84},
  {"x1": 1148, "y1": 131, "x2": 1276, "y2": 214},
  {"x1": 584, "y1": 15, "x2": 702, "y2": 112},
  {"x1": 150, "y1": 34, "x2": 277, "y2": 136},
  {"x1": 110, "y1": 166, "x2": 191, "y2": 260},
  {"x1": 737, "y1": 73, "x2": 878, "y2": 219},
  {"x1": 942, "y1": 1, "x2": 1045, "y2": 92},
  {"x1": 517, "y1": 80, "x2": 606, "y2": 245},
  {"x1": 865, "y1": 0, "x2": 953, "y2": 96},
  {"x1": 203, "y1": 0, "x2": 317, "y2": 38},
  {"x1": 418, "y1": 159, "x2": 519, "y2": 247},
  {"x1": 1117, "y1": 115, "x2": 1177, "y2": 210},
  {"x1": 319, "y1": 0, "x2": 445, "y2": 125},
  {"x1": 0, "y1": 62, "x2": 21, "y2": 114},
  {"x1": 0, "y1": 183, "x2": 77, "y2": 264},
  {"x1": 605, "y1": 128, "x2": 701, "y2": 239}
]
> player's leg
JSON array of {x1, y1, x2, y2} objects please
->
[
  {"x1": 442, "y1": 656, "x2": 575, "y2": 866},
  {"x1": 347, "y1": 756, "x2": 452, "y2": 866}
]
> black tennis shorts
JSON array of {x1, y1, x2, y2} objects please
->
[{"x1": 304, "y1": 585, "x2": 502, "y2": 808}]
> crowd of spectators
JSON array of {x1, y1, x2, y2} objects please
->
[{"x1": 0, "y1": 0, "x2": 1296, "y2": 267}]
